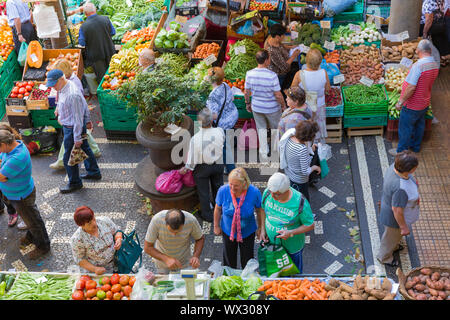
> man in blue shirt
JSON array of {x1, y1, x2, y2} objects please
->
[
  {"x1": 0, "y1": 129, "x2": 50, "y2": 260},
  {"x1": 6, "y1": 0, "x2": 38, "y2": 54}
]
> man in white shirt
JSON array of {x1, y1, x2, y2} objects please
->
[{"x1": 180, "y1": 108, "x2": 225, "y2": 222}]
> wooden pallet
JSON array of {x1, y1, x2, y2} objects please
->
[
  {"x1": 346, "y1": 126, "x2": 384, "y2": 137},
  {"x1": 326, "y1": 117, "x2": 343, "y2": 143}
]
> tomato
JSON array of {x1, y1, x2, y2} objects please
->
[
  {"x1": 96, "y1": 290, "x2": 106, "y2": 300},
  {"x1": 10, "y1": 93, "x2": 17, "y2": 98},
  {"x1": 114, "y1": 71, "x2": 120, "y2": 77},
  {"x1": 101, "y1": 284, "x2": 111, "y2": 292},
  {"x1": 72, "y1": 290, "x2": 84, "y2": 300},
  {"x1": 16, "y1": 82, "x2": 23, "y2": 87},
  {"x1": 85, "y1": 280, "x2": 97, "y2": 290},
  {"x1": 85, "y1": 289, "x2": 97, "y2": 298},
  {"x1": 75, "y1": 280, "x2": 85, "y2": 290},
  {"x1": 104, "y1": 75, "x2": 110, "y2": 80},
  {"x1": 24, "y1": 92, "x2": 29, "y2": 96},
  {"x1": 119, "y1": 275, "x2": 130, "y2": 286},
  {"x1": 130, "y1": 71, "x2": 136, "y2": 77},
  {"x1": 113, "y1": 292, "x2": 122, "y2": 300},
  {"x1": 126, "y1": 72, "x2": 132, "y2": 78},
  {"x1": 25, "y1": 85, "x2": 32, "y2": 92},
  {"x1": 18, "y1": 87, "x2": 26, "y2": 94},
  {"x1": 111, "y1": 284, "x2": 121, "y2": 293},
  {"x1": 80, "y1": 275, "x2": 91, "y2": 282},
  {"x1": 122, "y1": 285, "x2": 132, "y2": 297},
  {"x1": 129, "y1": 276, "x2": 136, "y2": 287},
  {"x1": 27, "y1": 81, "x2": 34, "y2": 86},
  {"x1": 12, "y1": 87, "x2": 19, "y2": 94},
  {"x1": 17, "y1": 94, "x2": 23, "y2": 99},
  {"x1": 106, "y1": 290, "x2": 113, "y2": 300}
]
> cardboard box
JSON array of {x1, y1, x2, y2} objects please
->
[{"x1": 227, "y1": 11, "x2": 268, "y2": 44}]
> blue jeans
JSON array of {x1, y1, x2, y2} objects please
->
[
  {"x1": 288, "y1": 248, "x2": 304, "y2": 274},
  {"x1": 63, "y1": 125, "x2": 101, "y2": 186},
  {"x1": 397, "y1": 106, "x2": 428, "y2": 153},
  {"x1": 223, "y1": 135, "x2": 235, "y2": 174}
]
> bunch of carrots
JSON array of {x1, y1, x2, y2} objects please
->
[
  {"x1": 324, "y1": 50, "x2": 340, "y2": 64},
  {"x1": 122, "y1": 26, "x2": 156, "y2": 43},
  {"x1": 193, "y1": 42, "x2": 221, "y2": 59},
  {"x1": 257, "y1": 278, "x2": 333, "y2": 300},
  {"x1": 224, "y1": 78, "x2": 245, "y2": 91}
]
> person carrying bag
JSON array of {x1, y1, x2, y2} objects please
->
[{"x1": 114, "y1": 229, "x2": 143, "y2": 274}]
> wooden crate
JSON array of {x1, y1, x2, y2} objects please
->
[
  {"x1": 26, "y1": 81, "x2": 50, "y2": 110},
  {"x1": 325, "y1": 117, "x2": 342, "y2": 144},
  {"x1": 346, "y1": 126, "x2": 384, "y2": 138},
  {"x1": 6, "y1": 105, "x2": 29, "y2": 116}
]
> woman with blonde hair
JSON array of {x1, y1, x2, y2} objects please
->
[
  {"x1": 213, "y1": 167, "x2": 266, "y2": 269},
  {"x1": 291, "y1": 49, "x2": 330, "y2": 143},
  {"x1": 49, "y1": 59, "x2": 101, "y2": 170}
]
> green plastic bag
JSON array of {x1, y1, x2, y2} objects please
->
[
  {"x1": 257, "y1": 240, "x2": 300, "y2": 278},
  {"x1": 17, "y1": 42, "x2": 28, "y2": 67},
  {"x1": 320, "y1": 159, "x2": 329, "y2": 179}
]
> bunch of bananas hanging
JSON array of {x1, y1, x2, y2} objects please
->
[
  {"x1": 108, "y1": 49, "x2": 139, "y2": 73},
  {"x1": 67, "y1": 23, "x2": 82, "y2": 45}
]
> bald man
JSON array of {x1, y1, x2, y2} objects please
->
[{"x1": 138, "y1": 48, "x2": 156, "y2": 73}]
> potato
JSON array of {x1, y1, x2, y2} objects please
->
[
  {"x1": 325, "y1": 284, "x2": 337, "y2": 291},
  {"x1": 361, "y1": 292, "x2": 369, "y2": 300},
  {"x1": 339, "y1": 281, "x2": 357, "y2": 294},
  {"x1": 426, "y1": 278, "x2": 435, "y2": 289},
  {"x1": 420, "y1": 268, "x2": 432, "y2": 276},
  {"x1": 328, "y1": 278, "x2": 340, "y2": 288},
  {"x1": 414, "y1": 284, "x2": 426, "y2": 292},
  {"x1": 354, "y1": 274, "x2": 364, "y2": 290},
  {"x1": 342, "y1": 291, "x2": 350, "y2": 300},
  {"x1": 429, "y1": 288, "x2": 439, "y2": 297},
  {"x1": 407, "y1": 289, "x2": 416, "y2": 298},
  {"x1": 416, "y1": 293, "x2": 427, "y2": 300},
  {"x1": 441, "y1": 272, "x2": 449, "y2": 278},
  {"x1": 438, "y1": 291, "x2": 447, "y2": 299},
  {"x1": 412, "y1": 276, "x2": 421, "y2": 285},
  {"x1": 370, "y1": 289, "x2": 387, "y2": 300},
  {"x1": 351, "y1": 294, "x2": 363, "y2": 300},
  {"x1": 382, "y1": 278, "x2": 392, "y2": 292},
  {"x1": 383, "y1": 294, "x2": 395, "y2": 300},
  {"x1": 329, "y1": 291, "x2": 343, "y2": 300},
  {"x1": 368, "y1": 296, "x2": 377, "y2": 300},
  {"x1": 431, "y1": 272, "x2": 441, "y2": 281},
  {"x1": 433, "y1": 281, "x2": 445, "y2": 291}
]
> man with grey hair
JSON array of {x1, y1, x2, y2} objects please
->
[
  {"x1": 389, "y1": 39, "x2": 439, "y2": 156},
  {"x1": 78, "y1": 2, "x2": 116, "y2": 83},
  {"x1": 180, "y1": 108, "x2": 225, "y2": 222},
  {"x1": 138, "y1": 48, "x2": 156, "y2": 73}
]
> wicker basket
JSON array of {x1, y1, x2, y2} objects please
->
[{"x1": 397, "y1": 266, "x2": 450, "y2": 300}]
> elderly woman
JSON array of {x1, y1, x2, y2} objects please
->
[
  {"x1": 49, "y1": 59, "x2": 101, "y2": 170},
  {"x1": 206, "y1": 67, "x2": 238, "y2": 174},
  {"x1": 279, "y1": 120, "x2": 321, "y2": 201},
  {"x1": 265, "y1": 23, "x2": 300, "y2": 89},
  {"x1": 262, "y1": 172, "x2": 315, "y2": 273},
  {"x1": 214, "y1": 167, "x2": 265, "y2": 269},
  {"x1": 420, "y1": 0, "x2": 450, "y2": 66},
  {"x1": 180, "y1": 108, "x2": 225, "y2": 222},
  {"x1": 377, "y1": 151, "x2": 420, "y2": 267},
  {"x1": 291, "y1": 49, "x2": 330, "y2": 143},
  {"x1": 70, "y1": 206, "x2": 123, "y2": 274},
  {"x1": 278, "y1": 86, "x2": 312, "y2": 138},
  {"x1": 138, "y1": 48, "x2": 156, "y2": 73}
]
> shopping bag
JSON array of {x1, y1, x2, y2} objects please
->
[
  {"x1": 17, "y1": 42, "x2": 28, "y2": 67},
  {"x1": 257, "y1": 241, "x2": 300, "y2": 278},
  {"x1": 114, "y1": 229, "x2": 143, "y2": 274},
  {"x1": 181, "y1": 170, "x2": 195, "y2": 187},
  {"x1": 67, "y1": 145, "x2": 89, "y2": 166},
  {"x1": 237, "y1": 119, "x2": 258, "y2": 151},
  {"x1": 155, "y1": 170, "x2": 183, "y2": 194},
  {"x1": 317, "y1": 143, "x2": 331, "y2": 179}
]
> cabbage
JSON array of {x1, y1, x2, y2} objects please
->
[
  {"x1": 169, "y1": 21, "x2": 181, "y2": 32},
  {"x1": 210, "y1": 276, "x2": 244, "y2": 300},
  {"x1": 178, "y1": 33, "x2": 188, "y2": 41},
  {"x1": 167, "y1": 30, "x2": 179, "y2": 41},
  {"x1": 158, "y1": 28, "x2": 167, "y2": 37},
  {"x1": 154, "y1": 37, "x2": 164, "y2": 48},
  {"x1": 163, "y1": 39, "x2": 174, "y2": 48},
  {"x1": 174, "y1": 40, "x2": 184, "y2": 49},
  {"x1": 241, "y1": 277, "x2": 263, "y2": 300}
]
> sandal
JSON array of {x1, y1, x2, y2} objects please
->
[{"x1": 8, "y1": 213, "x2": 18, "y2": 227}]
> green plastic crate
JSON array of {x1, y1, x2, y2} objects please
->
[
  {"x1": 334, "y1": 0, "x2": 365, "y2": 22},
  {"x1": 343, "y1": 84, "x2": 389, "y2": 116},
  {"x1": 1, "y1": 51, "x2": 18, "y2": 74},
  {"x1": 103, "y1": 116, "x2": 138, "y2": 131},
  {"x1": 30, "y1": 109, "x2": 62, "y2": 128},
  {"x1": 234, "y1": 95, "x2": 253, "y2": 119},
  {"x1": 343, "y1": 114, "x2": 387, "y2": 128}
]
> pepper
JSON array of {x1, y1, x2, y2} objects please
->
[{"x1": 0, "y1": 281, "x2": 6, "y2": 296}]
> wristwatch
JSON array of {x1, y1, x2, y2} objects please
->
[{"x1": 289, "y1": 231, "x2": 294, "y2": 238}]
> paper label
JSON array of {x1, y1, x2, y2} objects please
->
[
  {"x1": 320, "y1": 20, "x2": 331, "y2": 29},
  {"x1": 204, "y1": 54, "x2": 217, "y2": 65},
  {"x1": 35, "y1": 276, "x2": 48, "y2": 284},
  {"x1": 30, "y1": 53, "x2": 38, "y2": 63},
  {"x1": 400, "y1": 57, "x2": 413, "y2": 68},
  {"x1": 39, "y1": 84, "x2": 48, "y2": 91},
  {"x1": 399, "y1": 31, "x2": 409, "y2": 41},
  {"x1": 333, "y1": 74, "x2": 345, "y2": 84},
  {"x1": 175, "y1": 15, "x2": 188, "y2": 24},
  {"x1": 234, "y1": 45, "x2": 246, "y2": 55},
  {"x1": 324, "y1": 40, "x2": 335, "y2": 51},
  {"x1": 348, "y1": 24, "x2": 361, "y2": 32},
  {"x1": 360, "y1": 76, "x2": 374, "y2": 86},
  {"x1": 291, "y1": 31, "x2": 298, "y2": 40},
  {"x1": 126, "y1": 0, "x2": 133, "y2": 7}
]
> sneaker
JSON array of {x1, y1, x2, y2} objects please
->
[
  {"x1": 8, "y1": 213, "x2": 18, "y2": 227},
  {"x1": 49, "y1": 161, "x2": 65, "y2": 170},
  {"x1": 17, "y1": 220, "x2": 28, "y2": 230},
  {"x1": 388, "y1": 148, "x2": 398, "y2": 157}
]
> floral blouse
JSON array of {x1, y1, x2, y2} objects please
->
[
  {"x1": 278, "y1": 106, "x2": 313, "y2": 137},
  {"x1": 206, "y1": 83, "x2": 238, "y2": 130},
  {"x1": 421, "y1": 0, "x2": 444, "y2": 24},
  {"x1": 70, "y1": 217, "x2": 119, "y2": 272},
  {"x1": 267, "y1": 44, "x2": 291, "y2": 76}
]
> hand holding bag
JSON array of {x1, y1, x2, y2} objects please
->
[
  {"x1": 17, "y1": 42, "x2": 28, "y2": 67},
  {"x1": 114, "y1": 229, "x2": 143, "y2": 274},
  {"x1": 257, "y1": 239, "x2": 300, "y2": 277},
  {"x1": 67, "y1": 145, "x2": 89, "y2": 166}
]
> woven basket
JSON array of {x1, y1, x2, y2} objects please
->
[{"x1": 397, "y1": 266, "x2": 450, "y2": 300}]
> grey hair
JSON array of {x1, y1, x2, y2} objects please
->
[
  {"x1": 83, "y1": 2, "x2": 97, "y2": 15},
  {"x1": 417, "y1": 39, "x2": 432, "y2": 53},
  {"x1": 197, "y1": 108, "x2": 213, "y2": 128},
  {"x1": 0, "y1": 130, "x2": 16, "y2": 145},
  {"x1": 140, "y1": 48, "x2": 155, "y2": 63}
]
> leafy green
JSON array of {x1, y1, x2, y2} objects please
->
[
  {"x1": 210, "y1": 276, "x2": 244, "y2": 300},
  {"x1": 241, "y1": 276, "x2": 263, "y2": 300}
]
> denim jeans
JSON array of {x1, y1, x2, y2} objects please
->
[
  {"x1": 223, "y1": 136, "x2": 235, "y2": 174},
  {"x1": 397, "y1": 106, "x2": 428, "y2": 153},
  {"x1": 63, "y1": 125, "x2": 101, "y2": 186},
  {"x1": 290, "y1": 181, "x2": 310, "y2": 202},
  {"x1": 288, "y1": 248, "x2": 304, "y2": 274}
]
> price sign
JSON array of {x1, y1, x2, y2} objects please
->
[
  {"x1": 299, "y1": 44, "x2": 309, "y2": 53},
  {"x1": 324, "y1": 40, "x2": 335, "y2": 51},
  {"x1": 110, "y1": 77, "x2": 119, "y2": 87},
  {"x1": 348, "y1": 24, "x2": 361, "y2": 32},
  {"x1": 400, "y1": 57, "x2": 413, "y2": 68},
  {"x1": 291, "y1": 31, "x2": 298, "y2": 40},
  {"x1": 333, "y1": 74, "x2": 345, "y2": 84},
  {"x1": 204, "y1": 54, "x2": 217, "y2": 66},
  {"x1": 234, "y1": 45, "x2": 246, "y2": 55},
  {"x1": 378, "y1": 77, "x2": 385, "y2": 84},
  {"x1": 360, "y1": 76, "x2": 374, "y2": 87},
  {"x1": 320, "y1": 20, "x2": 331, "y2": 29},
  {"x1": 30, "y1": 53, "x2": 38, "y2": 63},
  {"x1": 175, "y1": 15, "x2": 188, "y2": 24},
  {"x1": 39, "y1": 84, "x2": 48, "y2": 91},
  {"x1": 399, "y1": 31, "x2": 409, "y2": 41},
  {"x1": 35, "y1": 276, "x2": 48, "y2": 284}
]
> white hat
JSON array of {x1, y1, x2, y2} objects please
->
[{"x1": 267, "y1": 172, "x2": 291, "y2": 193}]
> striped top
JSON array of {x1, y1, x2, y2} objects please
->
[
  {"x1": 401, "y1": 56, "x2": 439, "y2": 111},
  {"x1": 145, "y1": 210, "x2": 203, "y2": 272},
  {"x1": 6, "y1": 0, "x2": 31, "y2": 26},
  {"x1": 0, "y1": 141, "x2": 34, "y2": 200},
  {"x1": 245, "y1": 67, "x2": 281, "y2": 114},
  {"x1": 69, "y1": 73, "x2": 83, "y2": 95},
  {"x1": 284, "y1": 138, "x2": 314, "y2": 184}
]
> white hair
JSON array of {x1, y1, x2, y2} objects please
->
[
  {"x1": 417, "y1": 39, "x2": 432, "y2": 54},
  {"x1": 83, "y1": 2, "x2": 97, "y2": 15},
  {"x1": 197, "y1": 108, "x2": 213, "y2": 128}
]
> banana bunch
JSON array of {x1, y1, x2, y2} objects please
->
[
  {"x1": 109, "y1": 49, "x2": 139, "y2": 73},
  {"x1": 67, "y1": 23, "x2": 82, "y2": 45}
]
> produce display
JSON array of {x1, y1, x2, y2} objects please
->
[
  {"x1": 109, "y1": 49, "x2": 140, "y2": 73},
  {"x1": 72, "y1": 274, "x2": 135, "y2": 300},
  {"x1": 249, "y1": 0, "x2": 277, "y2": 11},
  {"x1": 293, "y1": 22, "x2": 322, "y2": 46},
  {"x1": 121, "y1": 23, "x2": 158, "y2": 44},
  {"x1": 193, "y1": 42, "x2": 221, "y2": 59},
  {"x1": 403, "y1": 268, "x2": 449, "y2": 300},
  {"x1": 188, "y1": 60, "x2": 211, "y2": 89},
  {"x1": 327, "y1": 275, "x2": 396, "y2": 300},
  {"x1": 0, "y1": 1, "x2": 6, "y2": 15},
  {"x1": 101, "y1": 70, "x2": 136, "y2": 90},
  {"x1": 228, "y1": 38, "x2": 261, "y2": 59},
  {"x1": 332, "y1": 22, "x2": 381, "y2": 48},
  {"x1": 0, "y1": 274, "x2": 16, "y2": 298},
  {"x1": 46, "y1": 52, "x2": 80, "y2": 74},
  {"x1": 9, "y1": 81, "x2": 35, "y2": 99},
  {"x1": 258, "y1": 278, "x2": 332, "y2": 300},
  {"x1": 4, "y1": 273, "x2": 74, "y2": 300},
  {"x1": 156, "y1": 52, "x2": 190, "y2": 77},
  {"x1": 154, "y1": 21, "x2": 189, "y2": 50},
  {"x1": 324, "y1": 50, "x2": 339, "y2": 64},
  {"x1": 343, "y1": 84, "x2": 386, "y2": 105},
  {"x1": 224, "y1": 39, "x2": 259, "y2": 80},
  {"x1": 340, "y1": 44, "x2": 383, "y2": 85},
  {"x1": 388, "y1": 90, "x2": 401, "y2": 119},
  {"x1": 381, "y1": 40, "x2": 419, "y2": 62},
  {"x1": 384, "y1": 65, "x2": 408, "y2": 92},
  {"x1": 224, "y1": 78, "x2": 245, "y2": 91},
  {"x1": 67, "y1": 23, "x2": 82, "y2": 46},
  {"x1": 325, "y1": 87, "x2": 342, "y2": 107},
  {"x1": 0, "y1": 19, "x2": 14, "y2": 61},
  {"x1": 210, "y1": 275, "x2": 263, "y2": 300},
  {"x1": 29, "y1": 83, "x2": 51, "y2": 101}
]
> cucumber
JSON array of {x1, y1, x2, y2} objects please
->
[
  {"x1": 0, "y1": 274, "x2": 5, "y2": 283},
  {"x1": 5, "y1": 275, "x2": 15, "y2": 291}
]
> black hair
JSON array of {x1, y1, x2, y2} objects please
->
[
  {"x1": 256, "y1": 50, "x2": 270, "y2": 64},
  {"x1": 165, "y1": 209, "x2": 185, "y2": 230},
  {"x1": 269, "y1": 23, "x2": 287, "y2": 37}
]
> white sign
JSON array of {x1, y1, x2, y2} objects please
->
[
  {"x1": 348, "y1": 24, "x2": 361, "y2": 32},
  {"x1": 35, "y1": 276, "x2": 48, "y2": 284},
  {"x1": 126, "y1": 0, "x2": 133, "y2": 7},
  {"x1": 400, "y1": 57, "x2": 413, "y2": 68},
  {"x1": 39, "y1": 84, "x2": 48, "y2": 91},
  {"x1": 398, "y1": 31, "x2": 409, "y2": 41},
  {"x1": 234, "y1": 45, "x2": 246, "y2": 55},
  {"x1": 291, "y1": 31, "x2": 298, "y2": 40},
  {"x1": 360, "y1": 76, "x2": 374, "y2": 87},
  {"x1": 324, "y1": 40, "x2": 336, "y2": 51},
  {"x1": 30, "y1": 53, "x2": 38, "y2": 63},
  {"x1": 320, "y1": 20, "x2": 331, "y2": 29},
  {"x1": 333, "y1": 74, "x2": 345, "y2": 84},
  {"x1": 204, "y1": 54, "x2": 217, "y2": 66},
  {"x1": 299, "y1": 44, "x2": 310, "y2": 53}
]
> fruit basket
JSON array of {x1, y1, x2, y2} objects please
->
[{"x1": 397, "y1": 266, "x2": 450, "y2": 301}]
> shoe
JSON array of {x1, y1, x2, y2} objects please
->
[
  {"x1": 20, "y1": 235, "x2": 33, "y2": 246},
  {"x1": 17, "y1": 220, "x2": 28, "y2": 230},
  {"x1": 394, "y1": 244, "x2": 405, "y2": 253},
  {"x1": 28, "y1": 247, "x2": 50, "y2": 260},
  {"x1": 8, "y1": 213, "x2": 18, "y2": 227},
  {"x1": 49, "y1": 161, "x2": 65, "y2": 170},
  {"x1": 388, "y1": 148, "x2": 398, "y2": 156},
  {"x1": 80, "y1": 173, "x2": 102, "y2": 180},
  {"x1": 59, "y1": 184, "x2": 83, "y2": 194},
  {"x1": 94, "y1": 152, "x2": 101, "y2": 158}
]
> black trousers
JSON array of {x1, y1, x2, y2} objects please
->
[
  {"x1": 90, "y1": 57, "x2": 112, "y2": 84},
  {"x1": 9, "y1": 188, "x2": 50, "y2": 251},
  {"x1": 12, "y1": 21, "x2": 38, "y2": 55},
  {"x1": 420, "y1": 22, "x2": 450, "y2": 56},
  {"x1": 193, "y1": 163, "x2": 224, "y2": 221},
  {"x1": 0, "y1": 191, "x2": 16, "y2": 216},
  {"x1": 222, "y1": 232, "x2": 255, "y2": 270},
  {"x1": 290, "y1": 181, "x2": 310, "y2": 202}
]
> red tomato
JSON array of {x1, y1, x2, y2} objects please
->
[
  {"x1": 75, "y1": 280, "x2": 85, "y2": 290},
  {"x1": 18, "y1": 87, "x2": 26, "y2": 94},
  {"x1": 17, "y1": 82, "x2": 24, "y2": 88},
  {"x1": 101, "y1": 284, "x2": 111, "y2": 292},
  {"x1": 24, "y1": 92, "x2": 29, "y2": 96},
  {"x1": 12, "y1": 87, "x2": 19, "y2": 94},
  {"x1": 85, "y1": 280, "x2": 97, "y2": 290},
  {"x1": 17, "y1": 94, "x2": 23, "y2": 99},
  {"x1": 27, "y1": 81, "x2": 34, "y2": 86},
  {"x1": 110, "y1": 273, "x2": 120, "y2": 285},
  {"x1": 25, "y1": 85, "x2": 32, "y2": 92},
  {"x1": 72, "y1": 290, "x2": 84, "y2": 300},
  {"x1": 80, "y1": 275, "x2": 91, "y2": 282},
  {"x1": 10, "y1": 93, "x2": 17, "y2": 98},
  {"x1": 85, "y1": 289, "x2": 97, "y2": 298}
]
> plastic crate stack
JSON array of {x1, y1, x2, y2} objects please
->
[
  {"x1": 333, "y1": 0, "x2": 365, "y2": 26},
  {"x1": 0, "y1": 51, "x2": 23, "y2": 120}
]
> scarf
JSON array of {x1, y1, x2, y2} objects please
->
[{"x1": 229, "y1": 189, "x2": 247, "y2": 243}]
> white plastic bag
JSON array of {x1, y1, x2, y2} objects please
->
[
  {"x1": 129, "y1": 266, "x2": 156, "y2": 300},
  {"x1": 33, "y1": 4, "x2": 61, "y2": 38},
  {"x1": 318, "y1": 142, "x2": 332, "y2": 161}
]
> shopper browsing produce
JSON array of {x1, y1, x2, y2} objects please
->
[
  {"x1": 70, "y1": 206, "x2": 123, "y2": 274},
  {"x1": 278, "y1": 86, "x2": 312, "y2": 137},
  {"x1": 6, "y1": 0, "x2": 38, "y2": 54}
]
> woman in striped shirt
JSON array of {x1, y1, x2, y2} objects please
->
[{"x1": 281, "y1": 120, "x2": 321, "y2": 201}]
